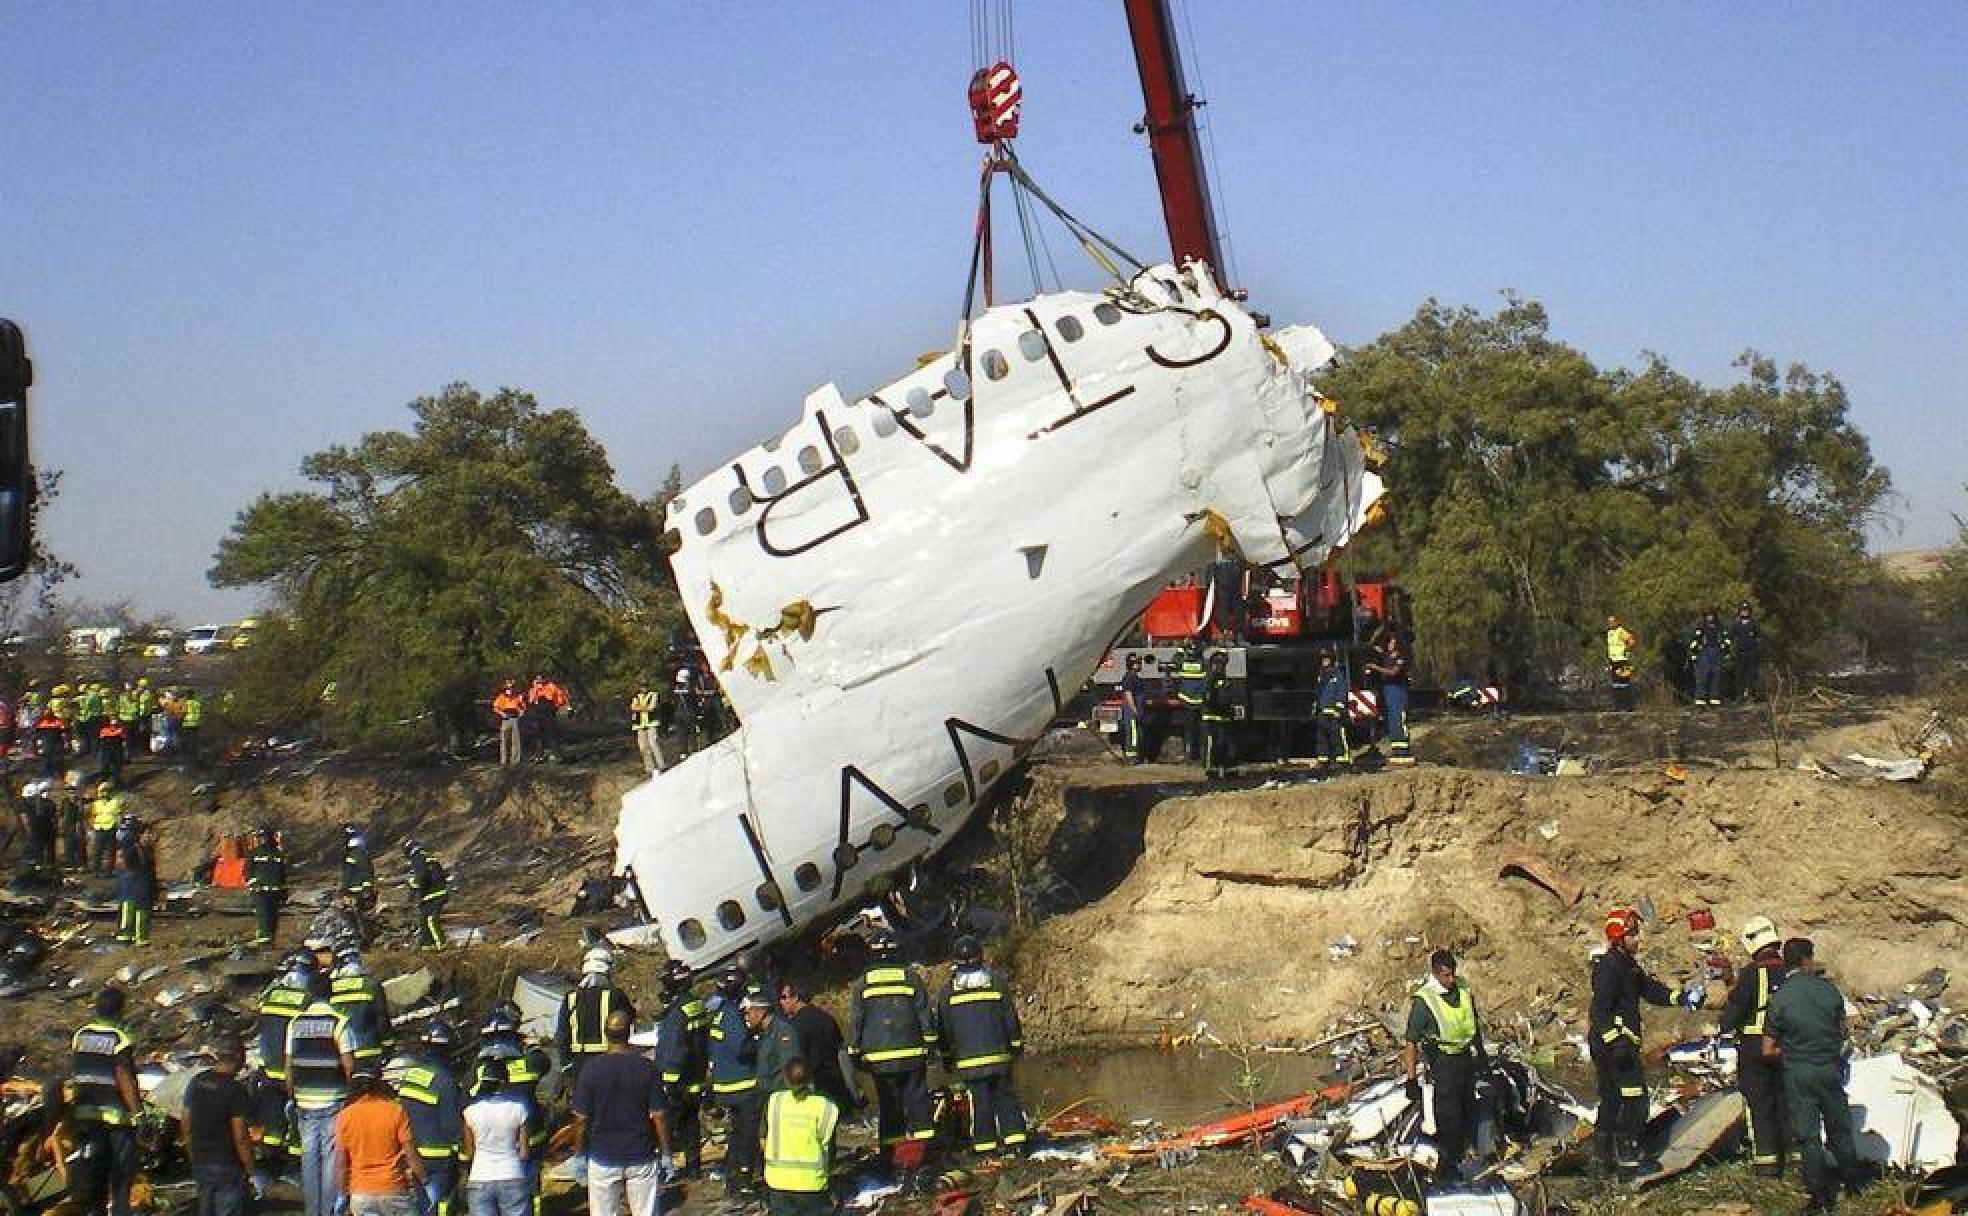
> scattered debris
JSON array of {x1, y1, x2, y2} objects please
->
[{"x1": 1495, "y1": 847, "x2": 1582, "y2": 906}]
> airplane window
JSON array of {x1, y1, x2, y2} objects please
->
[
  {"x1": 832, "y1": 843, "x2": 859, "y2": 872},
  {"x1": 942, "y1": 782, "x2": 965, "y2": 807},
  {"x1": 797, "y1": 445, "x2": 822, "y2": 474},
  {"x1": 832, "y1": 427, "x2": 860, "y2": 455},
  {"x1": 906, "y1": 387, "x2": 934, "y2": 418},
  {"x1": 755, "y1": 882, "x2": 781, "y2": 912},
  {"x1": 728, "y1": 487, "x2": 753, "y2": 514},
  {"x1": 717, "y1": 900, "x2": 746, "y2": 930},
  {"x1": 905, "y1": 804, "x2": 932, "y2": 828},
  {"x1": 1017, "y1": 330, "x2": 1047, "y2": 362},
  {"x1": 677, "y1": 919, "x2": 707, "y2": 950},
  {"x1": 943, "y1": 368, "x2": 971, "y2": 400},
  {"x1": 871, "y1": 409, "x2": 898, "y2": 437},
  {"x1": 1093, "y1": 302, "x2": 1122, "y2": 326},
  {"x1": 1056, "y1": 316, "x2": 1084, "y2": 343},
  {"x1": 693, "y1": 508, "x2": 716, "y2": 536},
  {"x1": 793, "y1": 863, "x2": 822, "y2": 892},
  {"x1": 979, "y1": 759, "x2": 1001, "y2": 783},
  {"x1": 980, "y1": 350, "x2": 1010, "y2": 381},
  {"x1": 869, "y1": 824, "x2": 897, "y2": 850}
]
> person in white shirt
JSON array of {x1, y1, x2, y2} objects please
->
[{"x1": 460, "y1": 1060, "x2": 531, "y2": 1216}]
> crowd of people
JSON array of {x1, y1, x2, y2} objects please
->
[
  {"x1": 0, "y1": 677, "x2": 207, "y2": 776},
  {"x1": 1605, "y1": 602, "x2": 1763, "y2": 710},
  {"x1": 52, "y1": 923, "x2": 1026, "y2": 1216}
]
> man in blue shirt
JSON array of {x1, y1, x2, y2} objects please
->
[{"x1": 572, "y1": 1011, "x2": 672, "y2": 1216}]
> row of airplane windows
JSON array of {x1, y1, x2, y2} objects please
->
[
  {"x1": 668, "y1": 760, "x2": 1001, "y2": 952},
  {"x1": 677, "y1": 302, "x2": 1130, "y2": 541}
]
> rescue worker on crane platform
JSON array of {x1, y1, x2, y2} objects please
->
[
  {"x1": 1200, "y1": 651, "x2": 1234, "y2": 780},
  {"x1": 1719, "y1": 915, "x2": 1789, "y2": 1177},
  {"x1": 1174, "y1": 641, "x2": 1206, "y2": 763},
  {"x1": 1590, "y1": 907, "x2": 1705, "y2": 1178}
]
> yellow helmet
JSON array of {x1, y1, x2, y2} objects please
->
[
  {"x1": 52, "y1": 683, "x2": 71, "y2": 696},
  {"x1": 137, "y1": 677, "x2": 151, "y2": 687}
]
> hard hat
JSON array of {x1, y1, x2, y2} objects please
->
[
  {"x1": 333, "y1": 954, "x2": 367, "y2": 979},
  {"x1": 953, "y1": 935, "x2": 982, "y2": 964},
  {"x1": 423, "y1": 1019, "x2": 456, "y2": 1047},
  {"x1": 482, "y1": 1009, "x2": 519, "y2": 1037},
  {"x1": 1739, "y1": 916, "x2": 1780, "y2": 955},
  {"x1": 659, "y1": 960, "x2": 693, "y2": 992},
  {"x1": 402, "y1": 838, "x2": 424, "y2": 857},
  {"x1": 478, "y1": 1037, "x2": 520, "y2": 1062},
  {"x1": 716, "y1": 965, "x2": 746, "y2": 992},
  {"x1": 493, "y1": 999, "x2": 522, "y2": 1023},
  {"x1": 52, "y1": 684, "x2": 69, "y2": 696},
  {"x1": 1605, "y1": 907, "x2": 1641, "y2": 944},
  {"x1": 258, "y1": 824, "x2": 278, "y2": 840},
  {"x1": 581, "y1": 947, "x2": 614, "y2": 977},
  {"x1": 867, "y1": 930, "x2": 898, "y2": 957},
  {"x1": 738, "y1": 990, "x2": 771, "y2": 1012}
]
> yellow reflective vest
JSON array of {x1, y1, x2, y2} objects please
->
[
  {"x1": 763, "y1": 1089, "x2": 838, "y2": 1194},
  {"x1": 1415, "y1": 981, "x2": 1479, "y2": 1055}
]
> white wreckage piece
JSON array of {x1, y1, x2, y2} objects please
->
[{"x1": 618, "y1": 261, "x2": 1384, "y2": 968}]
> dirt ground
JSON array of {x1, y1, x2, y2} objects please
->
[{"x1": 0, "y1": 693, "x2": 1958, "y2": 1216}]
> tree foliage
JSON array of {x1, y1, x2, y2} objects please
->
[
  {"x1": 1931, "y1": 498, "x2": 1968, "y2": 657},
  {"x1": 1321, "y1": 297, "x2": 1889, "y2": 689},
  {"x1": 211, "y1": 384, "x2": 680, "y2": 749}
]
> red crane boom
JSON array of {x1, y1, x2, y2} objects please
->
[{"x1": 1123, "y1": 0, "x2": 1228, "y2": 289}]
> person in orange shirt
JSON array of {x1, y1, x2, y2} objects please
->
[
  {"x1": 334, "y1": 1067, "x2": 425, "y2": 1216},
  {"x1": 524, "y1": 675, "x2": 570, "y2": 762},
  {"x1": 490, "y1": 680, "x2": 526, "y2": 768}
]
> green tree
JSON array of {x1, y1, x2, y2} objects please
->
[
  {"x1": 211, "y1": 384, "x2": 679, "y2": 750},
  {"x1": 1932, "y1": 499, "x2": 1968, "y2": 655},
  {"x1": 1322, "y1": 297, "x2": 1888, "y2": 691}
]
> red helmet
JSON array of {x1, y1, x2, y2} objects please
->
[{"x1": 1605, "y1": 907, "x2": 1641, "y2": 943}]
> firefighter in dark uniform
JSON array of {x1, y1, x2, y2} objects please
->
[
  {"x1": 556, "y1": 947, "x2": 634, "y2": 1088},
  {"x1": 340, "y1": 826, "x2": 376, "y2": 939},
  {"x1": 1174, "y1": 642, "x2": 1206, "y2": 763},
  {"x1": 1403, "y1": 949, "x2": 1486, "y2": 1184},
  {"x1": 404, "y1": 840, "x2": 449, "y2": 950},
  {"x1": 254, "y1": 952, "x2": 315, "y2": 1158},
  {"x1": 706, "y1": 968, "x2": 763, "y2": 1200},
  {"x1": 1730, "y1": 602, "x2": 1761, "y2": 701},
  {"x1": 328, "y1": 948, "x2": 392, "y2": 1067},
  {"x1": 1200, "y1": 651, "x2": 1235, "y2": 780},
  {"x1": 1768, "y1": 939, "x2": 1870, "y2": 1213},
  {"x1": 247, "y1": 825, "x2": 287, "y2": 946},
  {"x1": 1118, "y1": 654, "x2": 1146, "y2": 763},
  {"x1": 1720, "y1": 915, "x2": 1789, "y2": 1176},
  {"x1": 473, "y1": 1003, "x2": 550, "y2": 1209},
  {"x1": 1590, "y1": 907, "x2": 1703, "y2": 1176},
  {"x1": 115, "y1": 820, "x2": 157, "y2": 948},
  {"x1": 1688, "y1": 608, "x2": 1731, "y2": 707},
  {"x1": 1313, "y1": 650, "x2": 1350, "y2": 774},
  {"x1": 1366, "y1": 628, "x2": 1414, "y2": 765},
  {"x1": 399, "y1": 1020, "x2": 465, "y2": 1216},
  {"x1": 933, "y1": 936, "x2": 1028, "y2": 1156},
  {"x1": 848, "y1": 932, "x2": 938, "y2": 1184},
  {"x1": 72, "y1": 987, "x2": 141, "y2": 1216},
  {"x1": 654, "y1": 960, "x2": 709, "y2": 1176}
]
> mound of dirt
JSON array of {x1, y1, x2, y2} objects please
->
[{"x1": 1004, "y1": 756, "x2": 1966, "y2": 1048}]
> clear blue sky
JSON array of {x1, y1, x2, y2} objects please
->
[{"x1": 4, "y1": 2, "x2": 1963, "y2": 622}]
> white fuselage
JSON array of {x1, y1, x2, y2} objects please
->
[{"x1": 619, "y1": 262, "x2": 1380, "y2": 968}]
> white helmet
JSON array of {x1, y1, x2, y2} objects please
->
[
  {"x1": 1740, "y1": 915, "x2": 1780, "y2": 955},
  {"x1": 581, "y1": 946, "x2": 614, "y2": 977}
]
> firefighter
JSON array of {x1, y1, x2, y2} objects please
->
[
  {"x1": 1174, "y1": 642, "x2": 1206, "y2": 763},
  {"x1": 1366, "y1": 628, "x2": 1415, "y2": 765},
  {"x1": 32, "y1": 701, "x2": 65, "y2": 778},
  {"x1": 1605, "y1": 614, "x2": 1638, "y2": 712},
  {"x1": 95, "y1": 714, "x2": 128, "y2": 782},
  {"x1": 1403, "y1": 949, "x2": 1486, "y2": 1184},
  {"x1": 933, "y1": 936, "x2": 1028, "y2": 1157},
  {"x1": 1118, "y1": 654, "x2": 1146, "y2": 763},
  {"x1": 340, "y1": 826, "x2": 376, "y2": 939},
  {"x1": 1687, "y1": 608, "x2": 1731, "y2": 707},
  {"x1": 707, "y1": 967, "x2": 763, "y2": 1200},
  {"x1": 1313, "y1": 650, "x2": 1350, "y2": 774},
  {"x1": 1200, "y1": 651, "x2": 1235, "y2": 780},
  {"x1": 72, "y1": 987, "x2": 142, "y2": 1216},
  {"x1": 1720, "y1": 915, "x2": 1789, "y2": 1177},
  {"x1": 255, "y1": 951, "x2": 315, "y2": 1157},
  {"x1": 404, "y1": 840, "x2": 449, "y2": 950},
  {"x1": 247, "y1": 825, "x2": 287, "y2": 946},
  {"x1": 654, "y1": 960, "x2": 709, "y2": 1176},
  {"x1": 1730, "y1": 602, "x2": 1761, "y2": 702},
  {"x1": 115, "y1": 820, "x2": 157, "y2": 948},
  {"x1": 556, "y1": 946, "x2": 635, "y2": 1087},
  {"x1": 399, "y1": 1020, "x2": 465, "y2": 1216},
  {"x1": 848, "y1": 932, "x2": 938, "y2": 1185},
  {"x1": 284, "y1": 971, "x2": 356, "y2": 1216},
  {"x1": 328, "y1": 947, "x2": 391, "y2": 1067},
  {"x1": 178, "y1": 687, "x2": 204, "y2": 762},
  {"x1": 670, "y1": 660, "x2": 706, "y2": 756},
  {"x1": 1590, "y1": 907, "x2": 1704, "y2": 1177}
]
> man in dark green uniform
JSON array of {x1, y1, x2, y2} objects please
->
[{"x1": 1767, "y1": 938, "x2": 1868, "y2": 1214}]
